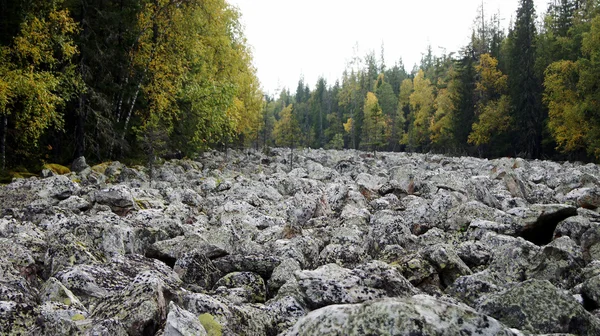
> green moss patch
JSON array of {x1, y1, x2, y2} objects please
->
[{"x1": 198, "y1": 313, "x2": 222, "y2": 336}]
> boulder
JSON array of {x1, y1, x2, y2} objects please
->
[
  {"x1": 284, "y1": 295, "x2": 521, "y2": 336},
  {"x1": 478, "y1": 279, "x2": 600, "y2": 335}
]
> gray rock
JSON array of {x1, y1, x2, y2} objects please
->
[
  {"x1": 163, "y1": 302, "x2": 207, "y2": 336},
  {"x1": 295, "y1": 261, "x2": 417, "y2": 309},
  {"x1": 457, "y1": 241, "x2": 492, "y2": 269},
  {"x1": 214, "y1": 271, "x2": 266, "y2": 303},
  {"x1": 93, "y1": 185, "x2": 137, "y2": 215},
  {"x1": 478, "y1": 279, "x2": 600, "y2": 335},
  {"x1": 421, "y1": 243, "x2": 473, "y2": 288},
  {"x1": 71, "y1": 156, "x2": 90, "y2": 173},
  {"x1": 284, "y1": 295, "x2": 521, "y2": 336}
]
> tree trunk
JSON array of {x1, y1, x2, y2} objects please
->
[{"x1": 1, "y1": 115, "x2": 6, "y2": 171}]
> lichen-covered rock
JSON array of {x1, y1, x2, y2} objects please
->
[
  {"x1": 582, "y1": 274, "x2": 600, "y2": 310},
  {"x1": 457, "y1": 241, "x2": 492, "y2": 269},
  {"x1": 554, "y1": 215, "x2": 592, "y2": 244},
  {"x1": 173, "y1": 251, "x2": 221, "y2": 291},
  {"x1": 445, "y1": 270, "x2": 501, "y2": 307},
  {"x1": 71, "y1": 156, "x2": 90, "y2": 173},
  {"x1": 482, "y1": 233, "x2": 541, "y2": 285},
  {"x1": 421, "y1": 243, "x2": 473, "y2": 288},
  {"x1": 91, "y1": 270, "x2": 177, "y2": 336},
  {"x1": 268, "y1": 258, "x2": 301, "y2": 295},
  {"x1": 478, "y1": 279, "x2": 600, "y2": 335},
  {"x1": 526, "y1": 236, "x2": 585, "y2": 289},
  {"x1": 214, "y1": 271, "x2": 266, "y2": 303},
  {"x1": 93, "y1": 185, "x2": 136, "y2": 215},
  {"x1": 162, "y1": 302, "x2": 207, "y2": 336},
  {"x1": 295, "y1": 261, "x2": 417, "y2": 309},
  {"x1": 6, "y1": 148, "x2": 600, "y2": 335},
  {"x1": 284, "y1": 295, "x2": 521, "y2": 336}
]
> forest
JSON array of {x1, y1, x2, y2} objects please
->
[
  {"x1": 0, "y1": 0, "x2": 263, "y2": 173},
  {"x1": 263, "y1": 0, "x2": 600, "y2": 162},
  {"x1": 2, "y1": 0, "x2": 600, "y2": 177}
]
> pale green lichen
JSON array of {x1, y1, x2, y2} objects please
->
[
  {"x1": 198, "y1": 313, "x2": 222, "y2": 336},
  {"x1": 71, "y1": 314, "x2": 86, "y2": 321}
]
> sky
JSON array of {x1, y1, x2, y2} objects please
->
[{"x1": 228, "y1": 0, "x2": 549, "y2": 95}]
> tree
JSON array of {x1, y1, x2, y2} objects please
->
[
  {"x1": 406, "y1": 70, "x2": 435, "y2": 150},
  {"x1": 430, "y1": 74, "x2": 459, "y2": 149},
  {"x1": 508, "y1": 0, "x2": 543, "y2": 157},
  {"x1": 361, "y1": 92, "x2": 389, "y2": 152},
  {"x1": 375, "y1": 75, "x2": 398, "y2": 149},
  {"x1": 0, "y1": 3, "x2": 81, "y2": 169},
  {"x1": 468, "y1": 54, "x2": 512, "y2": 152},
  {"x1": 544, "y1": 15, "x2": 600, "y2": 158},
  {"x1": 397, "y1": 78, "x2": 413, "y2": 148},
  {"x1": 273, "y1": 104, "x2": 301, "y2": 169}
]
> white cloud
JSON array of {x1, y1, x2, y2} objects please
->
[{"x1": 229, "y1": 0, "x2": 548, "y2": 94}]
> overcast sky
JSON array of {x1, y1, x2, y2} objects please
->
[{"x1": 228, "y1": 0, "x2": 549, "y2": 95}]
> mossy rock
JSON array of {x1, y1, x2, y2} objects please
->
[
  {"x1": 1, "y1": 171, "x2": 37, "y2": 183},
  {"x1": 43, "y1": 163, "x2": 71, "y2": 175},
  {"x1": 91, "y1": 162, "x2": 111, "y2": 174},
  {"x1": 198, "y1": 313, "x2": 222, "y2": 336}
]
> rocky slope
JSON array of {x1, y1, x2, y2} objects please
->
[{"x1": 2, "y1": 148, "x2": 600, "y2": 335}]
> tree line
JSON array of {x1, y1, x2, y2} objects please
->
[
  {"x1": 262, "y1": 0, "x2": 600, "y2": 162},
  {"x1": 0, "y1": 0, "x2": 263, "y2": 172}
]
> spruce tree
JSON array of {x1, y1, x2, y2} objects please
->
[{"x1": 508, "y1": 0, "x2": 543, "y2": 158}]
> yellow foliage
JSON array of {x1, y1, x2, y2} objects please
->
[
  {"x1": 343, "y1": 118, "x2": 354, "y2": 134},
  {"x1": 469, "y1": 96, "x2": 512, "y2": 146},
  {"x1": 475, "y1": 54, "x2": 508, "y2": 99},
  {"x1": 409, "y1": 70, "x2": 435, "y2": 146},
  {"x1": 544, "y1": 60, "x2": 586, "y2": 152}
]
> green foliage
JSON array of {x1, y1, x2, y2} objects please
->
[
  {"x1": 0, "y1": 3, "x2": 82, "y2": 167},
  {"x1": 468, "y1": 54, "x2": 512, "y2": 148},
  {"x1": 361, "y1": 92, "x2": 390, "y2": 151},
  {"x1": 327, "y1": 133, "x2": 345, "y2": 150},
  {"x1": 406, "y1": 70, "x2": 434, "y2": 150},
  {"x1": 273, "y1": 104, "x2": 301, "y2": 148},
  {"x1": 544, "y1": 15, "x2": 600, "y2": 158}
]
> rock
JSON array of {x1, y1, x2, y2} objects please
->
[
  {"x1": 478, "y1": 279, "x2": 600, "y2": 335},
  {"x1": 526, "y1": 236, "x2": 585, "y2": 289},
  {"x1": 213, "y1": 271, "x2": 266, "y2": 303},
  {"x1": 93, "y1": 185, "x2": 137, "y2": 215},
  {"x1": 421, "y1": 243, "x2": 473, "y2": 288},
  {"x1": 482, "y1": 232, "x2": 541, "y2": 285},
  {"x1": 173, "y1": 251, "x2": 221, "y2": 290},
  {"x1": 284, "y1": 295, "x2": 521, "y2": 336},
  {"x1": 268, "y1": 258, "x2": 301, "y2": 295},
  {"x1": 6, "y1": 148, "x2": 600, "y2": 335},
  {"x1": 162, "y1": 302, "x2": 207, "y2": 336},
  {"x1": 554, "y1": 216, "x2": 592, "y2": 245},
  {"x1": 510, "y1": 204, "x2": 578, "y2": 246},
  {"x1": 295, "y1": 261, "x2": 417, "y2": 309},
  {"x1": 91, "y1": 270, "x2": 177, "y2": 336},
  {"x1": 457, "y1": 241, "x2": 492, "y2": 269},
  {"x1": 211, "y1": 254, "x2": 281, "y2": 280},
  {"x1": 71, "y1": 156, "x2": 90, "y2": 173},
  {"x1": 58, "y1": 196, "x2": 91, "y2": 212},
  {"x1": 445, "y1": 271, "x2": 501, "y2": 307}
]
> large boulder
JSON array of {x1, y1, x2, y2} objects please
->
[
  {"x1": 284, "y1": 295, "x2": 521, "y2": 336},
  {"x1": 478, "y1": 279, "x2": 600, "y2": 335}
]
